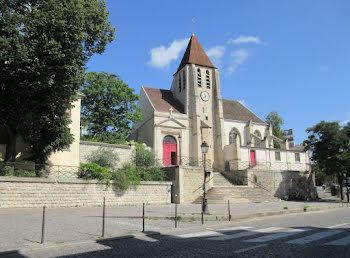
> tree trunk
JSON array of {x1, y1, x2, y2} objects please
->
[
  {"x1": 338, "y1": 174, "x2": 344, "y2": 201},
  {"x1": 4, "y1": 125, "x2": 17, "y2": 163}
]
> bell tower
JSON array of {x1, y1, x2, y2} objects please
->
[{"x1": 170, "y1": 35, "x2": 226, "y2": 170}]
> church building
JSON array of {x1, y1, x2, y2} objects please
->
[{"x1": 129, "y1": 35, "x2": 310, "y2": 173}]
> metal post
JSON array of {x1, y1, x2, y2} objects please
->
[
  {"x1": 202, "y1": 153, "x2": 208, "y2": 213},
  {"x1": 142, "y1": 203, "x2": 145, "y2": 232},
  {"x1": 41, "y1": 206, "x2": 46, "y2": 244},
  {"x1": 102, "y1": 197, "x2": 105, "y2": 237},
  {"x1": 201, "y1": 210, "x2": 204, "y2": 224},
  {"x1": 346, "y1": 177, "x2": 349, "y2": 204},
  {"x1": 175, "y1": 202, "x2": 177, "y2": 228},
  {"x1": 228, "y1": 200, "x2": 231, "y2": 221}
]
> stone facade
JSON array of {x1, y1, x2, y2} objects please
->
[
  {"x1": 129, "y1": 35, "x2": 311, "y2": 174},
  {"x1": 223, "y1": 169, "x2": 315, "y2": 200},
  {"x1": 0, "y1": 177, "x2": 172, "y2": 208},
  {"x1": 79, "y1": 141, "x2": 135, "y2": 169},
  {"x1": 165, "y1": 166, "x2": 213, "y2": 204}
]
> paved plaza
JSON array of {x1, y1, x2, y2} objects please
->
[{"x1": 0, "y1": 200, "x2": 346, "y2": 252}]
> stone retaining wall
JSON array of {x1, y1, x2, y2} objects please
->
[
  {"x1": 79, "y1": 141, "x2": 134, "y2": 169},
  {"x1": 0, "y1": 177, "x2": 172, "y2": 208}
]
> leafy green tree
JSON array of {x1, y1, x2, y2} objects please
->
[
  {"x1": 81, "y1": 72, "x2": 142, "y2": 140},
  {"x1": 265, "y1": 111, "x2": 284, "y2": 148},
  {"x1": 0, "y1": 0, "x2": 115, "y2": 163},
  {"x1": 304, "y1": 121, "x2": 350, "y2": 199}
]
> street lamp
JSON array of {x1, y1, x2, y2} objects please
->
[
  {"x1": 201, "y1": 141, "x2": 209, "y2": 213},
  {"x1": 178, "y1": 135, "x2": 182, "y2": 165}
]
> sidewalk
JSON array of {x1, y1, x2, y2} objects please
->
[{"x1": 0, "y1": 200, "x2": 347, "y2": 251}]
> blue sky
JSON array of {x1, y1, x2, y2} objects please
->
[{"x1": 86, "y1": 0, "x2": 350, "y2": 144}]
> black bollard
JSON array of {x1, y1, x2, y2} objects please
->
[
  {"x1": 175, "y1": 202, "x2": 178, "y2": 228},
  {"x1": 41, "y1": 206, "x2": 46, "y2": 244},
  {"x1": 102, "y1": 197, "x2": 105, "y2": 237},
  {"x1": 142, "y1": 203, "x2": 145, "y2": 232},
  {"x1": 228, "y1": 200, "x2": 231, "y2": 221}
]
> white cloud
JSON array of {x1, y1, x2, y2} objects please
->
[
  {"x1": 148, "y1": 38, "x2": 189, "y2": 69},
  {"x1": 228, "y1": 49, "x2": 250, "y2": 74},
  {"x1": 238, "y1": 100, "x2": 247, "y2": 107},
  {"x1": 227, "y1": 36, "x2": 261, "y2": 45},
  {"x1": 206, "y1": 46, "x2": 225, "y2": 65},
  {"x1": 341, "y1": 120, "x2": 350, "y2": 126},
  {"x1": 320, "y1": 65, "x2": 329, "y2": 71}
]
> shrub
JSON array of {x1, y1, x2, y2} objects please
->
[
  {"x1": 132, "y1": 144, "x2": 156, "y2": 167},
  {"x1": 79, "y1": 163, "x2": 112, "y2": 181},
  {"x1": 112, "y1": 170, "x2": 130, "y2": 190},
  {"x1": 0, "y1": 166, "x2": 13, "y2": 176},
  {"x1": 13, "y1": 169, "x2": 36, "y2": 177},
  {"x1": 141, "y1": 167, "x2": 165, "y2": 181},
  {"x1": 86, "y1": 147, "x2": 119, "y2": 169}
]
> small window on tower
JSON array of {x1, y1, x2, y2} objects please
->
[
  {"x1": 206, "y1": 70, "x2": 210, "y2": 89},
  {"x1": 183, "y1": 70, "x2": 186, "y2": 90},
  {"x1": 178, "y1": 74, "x2": 181, "y2": 92},
  {"x1": 197, "y1": 68, "x2": 202, "y2": 87}
]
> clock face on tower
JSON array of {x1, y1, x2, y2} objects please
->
[{"x1": 200, "y1": 91, "x2": 210, "y2": 102}]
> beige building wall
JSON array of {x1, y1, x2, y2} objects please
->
[{"x1": 48, "y1": 98, "x2": 81, "y2": 167}]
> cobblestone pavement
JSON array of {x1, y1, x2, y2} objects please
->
[{"x1": 0, "y1": 200, "x2": 346, "y2": 251}]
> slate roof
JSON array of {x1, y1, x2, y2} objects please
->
[
  {"x1": 143, "y1": 86, "x2": 184, "y2": 114},
  {"x1": 176, "y1": 35, "x2": 216, "y2": 73},
  {"x1": 222, "y1": 99, "x2": 265, "y2": 123}
]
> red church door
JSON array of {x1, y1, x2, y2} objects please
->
[
  {"x1": 250, "y1": 150, "x2": 256, "y2": 167},
  {"x1": 163, "y1": 136, "x2": 177, "y2": 166}
]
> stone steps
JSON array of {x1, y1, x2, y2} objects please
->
[{"x1": 193, "y1": 172, "x2": 280, "y2": 204}]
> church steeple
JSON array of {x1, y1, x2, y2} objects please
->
[{"x1": 176, "y1": 35, "x2": 216, "y2": 73}]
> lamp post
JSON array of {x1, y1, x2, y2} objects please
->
[
  {"x1": 201, "y1": 141, "x2": 209, "y2": 213},
  {"x1": 178, "y1": 135, "x2": 182, "y2": 165}
]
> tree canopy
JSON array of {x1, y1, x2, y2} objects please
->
[
  {"x1": 81, "y1": 72, "x2": 142, "y2": 142},
  {"x1": 0, "y1": 0, "x2": 115, "y2": 163},
  {"x1": 304, "y1": 121, "x2": 350, "y2": 198},
  {"x1": 265, "y1": 111, "x2": 284, "y2": 148}
]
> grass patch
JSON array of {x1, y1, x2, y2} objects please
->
[{"x1": 283, "y1": 206, "x2": 288, "y2": 210}]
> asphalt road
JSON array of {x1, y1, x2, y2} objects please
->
[{"x1": 3, "y1": 208, "x2": 350, "y2": 257}]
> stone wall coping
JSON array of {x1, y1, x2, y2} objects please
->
[
  {"x1": 0, "y1": 177, "x2": 172, "y2": 186},
  {"x1": 80, "y1": 141, "x2": 132, "y2": 149}
]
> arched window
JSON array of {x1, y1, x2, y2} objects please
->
[
  {"x1": 183, "y1": 70, "x2": 186, "y2": 90},
  {"x1": 197, "y1": 68, "x2": 202, "y2": 87},
  {"x1": 253, "y1": 130, "x2": 262, "y2": 147},
  {"x1": 229, "y1": 128, "x2": 239, "y2": 144},
  {"x1": 163, "y1": 135, "x2": 177, "y2": 143},
  {"x1": 178, "y1": 74, "x2": 181, "y2": 92},
  {"x1": 206, "y1": 70, "x2": 210, "y2": 89}
]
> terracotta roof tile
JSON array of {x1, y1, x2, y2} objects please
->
[
  {"x1": 176, "y1": 35, "x2": 216, "y2": 73},
  {"x1": 143, "y1": 87, "x2": 184, "y2": 114},
  {"x1": 222, "y1": 99, "x2": 264, "y2": 123}
]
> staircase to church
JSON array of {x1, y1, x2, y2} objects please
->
[{"x1": 193, "y1": 172, "x2": 280, "y2": 204}]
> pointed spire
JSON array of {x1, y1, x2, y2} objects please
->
[{"x1": 176, "y1": 35, "x2": 216, "y2": 73}]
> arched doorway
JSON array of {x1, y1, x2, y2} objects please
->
[{"x1": 163, "y1": 135, "x2": 177, "y2": 166}]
